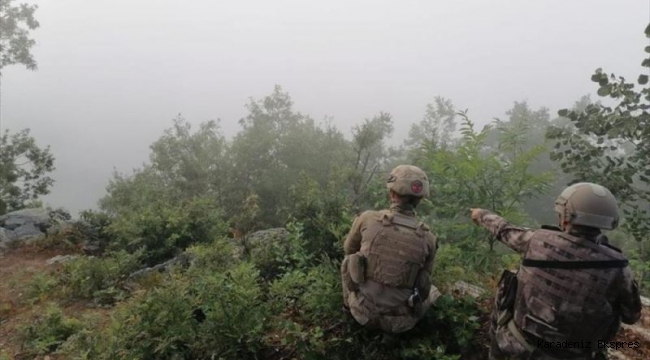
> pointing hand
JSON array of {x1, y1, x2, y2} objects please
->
[{"x1": 469, "y1": 208, "x2": 483, "y2": 225}]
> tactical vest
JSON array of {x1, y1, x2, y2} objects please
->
[
  {"x1": 359, "y1": 212, "x2": 430, "y2": 289},
  {"x1": 513, "y1": 227, "x2": 628, "y2": 345}
]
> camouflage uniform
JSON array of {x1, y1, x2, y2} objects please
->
[
  {"x1": 341, "y1": 165, "x2": 439, "y2": 334},
  {"x1": 476, "y1": 210, "x2": 641, "y2": 360}
]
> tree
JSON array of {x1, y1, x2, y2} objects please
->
[
  {"x1": 0, "y1": 0, "x2": 39, "y2": 72},
  {"x1": 0, "y1": 128, "x2": 55, "y2": 214},
  {"x1": 230, "y1": 85, "x2": 350, "y2": 229},
  {"x1": 148, "y1": 115, "x2": 229, "y2": 203},
  {"x1": 546, "y1": 23, "x2": 650, "y2": 285},
  {"x1": 403, "y1": 96, "x2": 457, "y2": 165},
  {"x1": 481, "y1": 101, "x2": 573, "y2": 225},
  {"x1": 418, "y1": 112, "x2": 551, "y2": 273},
  {"x1": 347, "y1": 112, "x2": 393, "y2": 210}
]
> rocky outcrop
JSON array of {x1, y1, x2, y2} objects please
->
[
  {"x1": 236, "y1": 227, "x2": 289, "y2": 259},
  {"x1": 46, "y1": 254, "x2": 80, "y2": 265},
  {"x1": 126, "y1": 252, "x2": 195, "y2": 281},
  {"x1": 0, "y1": 208, "x2": 75, "y2": 250}
]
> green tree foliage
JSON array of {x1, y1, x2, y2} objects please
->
[
  {"x1": 404, "y1": 97, "x2": 457, "y2": 164},
  {"x1": 415, "y1": 112, "x2": 552, "y2": 272},
  {"x1": 347, "y1": 112, "x2": 394, "y2": 209},
  {"x1": 97, "y1": 117, "x2": 229, "y2": 265},
  {"x1": 0, "y1": 0, "x2": 39, "y2": 72},
  {"x1": 546, "y1": 23, "x2": 650, "y2": 287},
  {"x1": 230, "y1": 85, "x2": 350, "y2": 229},
  {"x1": 148, "y1": 115, "x2": 230, "y2": 202},
  {"x1": 0, "y1": 128, "x2": 55, "y2": 214},
  {"x1": 485, "y1": 101, "x2": 573, "y2": 225}
]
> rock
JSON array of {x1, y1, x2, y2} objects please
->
[
  {"x1": 238, "y1": 228, "x2": 289, "y2": 258},
  {"x1": 451, "y1": 281, "x2": 486, "y2": 299},
  {"x1": 0, "y1": 228, "x2": 17, "y2": 249},
  {"x1": 126, "y1": 252, "x2": 195, "y2": 282},
  {"x1": 0, "y1": 207, "x2": 80, "y2": 251},
  {"x1": 46, "y1": 255, "x2": 79, "y2": 265},
  {"x1": 0, "y1": 208, "x2": 51, "y2": 231},
  {"x1": 46, "y1": 220, "x2": 75, "y2": 236},
  {"x1": 12, "y1": 222, "x2": 45, "y2": 242}
]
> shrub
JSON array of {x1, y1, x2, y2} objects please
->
[
  {"x1": 19, "y1": 303, "x2": 83, "y2": 356},
  {"x1": 60, "y1": 262, "x2": 270, "y2": 360},
  {"x1": 107, "y1": 197, "x2": 228, "y2": 266},
  {"x1": 58, "y1": 249, "x2": 143, "y2": 304},
  {"x1": 25, "y1": 272, "x2": 58, "y2": 304}
]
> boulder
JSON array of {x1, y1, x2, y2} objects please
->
[
  {"x1": 12, "y1": 222, "x2": 45, "y2": 242},
  {"x1": 46, "y1": 255, "x2": 79, "y2": 265},
  {"x1": 126, "y1": 252, "x2": 195, "y2": 282},
  {"x1": 451, "y1": 281, "x2": 487, "y2": 299},
  {"x1": 238, "y1": 228, "x2": 289, "y2": 259},
  {"x1": 0, "y1": 208, "x2": 77, "y2": 250},
  {"x1": 0, "y1": 208, "x2": 52, "y2": 231},
  {"x1": 0, "y1": 228, "x2": 17, "y2": 249}
]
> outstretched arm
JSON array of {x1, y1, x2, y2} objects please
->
[{"x1": 470, "y1": 208, "x2": 535, "y2": 254}]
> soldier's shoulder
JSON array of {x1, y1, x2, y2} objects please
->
[{"x1": 357, "y1": 210, "x2": 383, "y2": 223}]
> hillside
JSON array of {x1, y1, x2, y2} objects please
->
[{"x1": 1, "y1": 234, "x2": 649, "y2": 360}]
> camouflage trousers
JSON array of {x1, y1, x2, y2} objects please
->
[
  {"x1": 340, "y1": 256, "x2": 441, "y2": 334},
  {"x1": 489, "y1": 296, "x2": 607, "y2": 360}
]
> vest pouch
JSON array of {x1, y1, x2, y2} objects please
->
[
  {"x1": 521, "y1": 314, "x2": 566, "y2": 343},
  {"x1": 496, "y1": 270, "x2": 517, "y2": 326},
  {"x1": 498, "y1": 270, "x2": 517, "y2": 311},
  {"x1": 348, "y1": 253, "x2": 366, "y2": 284}
]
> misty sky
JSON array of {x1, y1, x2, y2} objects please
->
[{"x1": 1, "y1": 0, "x2": 649, "y2": 216}]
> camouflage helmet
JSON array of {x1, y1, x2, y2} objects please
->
[
  {"x1": 386, "y1": 165, "x2": 430, "y2": 198},
  {"x1": 554, "y1": 182, "x2": 619, "y2": 230}
]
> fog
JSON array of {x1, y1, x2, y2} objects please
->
[{"x1": 1, "y1": 0, "x2": 648, "y2": 215}]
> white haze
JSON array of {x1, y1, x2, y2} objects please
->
[{"x1": 1, "y1": 0, "x2": 648, "y2": 215}]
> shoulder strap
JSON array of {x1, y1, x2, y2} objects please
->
[
  {"x1": 388, "y1": 213, "x2": 419, "y2": 230},
  {"x1": 521, "y1": 258, "x2": 628, "y2": 269}
]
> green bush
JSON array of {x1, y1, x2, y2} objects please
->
[
  {"x1": 60, "y1": 262, "x2": 270, "y2": 360},
  {"x1": 58, "y1": 249, "x2": 143, "y2": 304},
  {"x1": 107, "y1": 197, "x2": 228, "y2": 266},
  {"x1": 25, "y1": 272, "x2": 58, "y2": 304},
  {"x1": 244, "y1": 222, "x2": 315, "y2": 280},
  {"x1": 19, "y1": 303, "x2": 83, "y2": 356},
  {"x1": 185, "y1": 237, "x2": 238, "y2": 274}
]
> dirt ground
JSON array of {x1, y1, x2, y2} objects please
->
[{"x1": 0, "y1": 246, "x2": 111, "y2": 360}]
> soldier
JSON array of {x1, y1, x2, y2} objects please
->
[
  {"x1": 470, "y1": 182, "x2": 642, "y2": 360},
  {"x1": 340, "y1": 165, "x2": 440, "y2": 334}
]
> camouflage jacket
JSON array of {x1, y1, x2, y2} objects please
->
[{"x1": 476, "y1": 209, "x2": 641, "y2": 327}]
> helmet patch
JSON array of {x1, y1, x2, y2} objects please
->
[{"x1": 411, "y1": 181, "x2": 423, "y2": 194}]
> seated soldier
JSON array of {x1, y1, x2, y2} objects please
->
[
  {"x1": 471, "y1": 182, "x2": 642, "y2": 360},
  {"x1": 341, "y1": 165, "x2": 440, "y2": 334}
]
